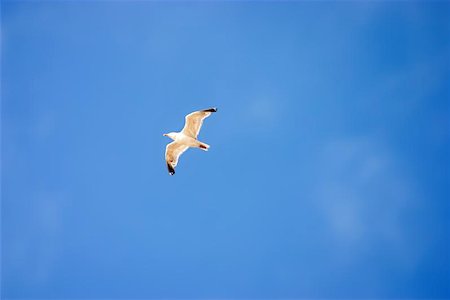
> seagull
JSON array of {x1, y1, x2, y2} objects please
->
[{"x1": 163, "y1": 107, "x2": 217, "y2": 175}]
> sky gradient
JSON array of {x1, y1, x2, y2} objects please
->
[{"x1": 2, "y1": 1, "x2": 449, "y2": 299}]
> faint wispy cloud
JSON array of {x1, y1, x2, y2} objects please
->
[
  {"x1": 4, "y1": 191, "x2": 68, "y2": 287},
  {"x1": 312, "y1": 136, "x2": 425, "y2": 270}
]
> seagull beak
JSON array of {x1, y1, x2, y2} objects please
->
[{"x1": 163, "y1": 134, "x2": 167, "y2": 137}]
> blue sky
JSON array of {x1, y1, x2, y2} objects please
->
[{"x1": 2, "y1": 1, "x2": 449, "y2": 299}]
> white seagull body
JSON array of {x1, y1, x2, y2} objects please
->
[{"x1": 163, "y1": 107, "x2": 217, "y2": 175}]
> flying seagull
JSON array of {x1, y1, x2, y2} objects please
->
[{"x1": 163, "y1": 107, "x2": 217, "y2": 175}]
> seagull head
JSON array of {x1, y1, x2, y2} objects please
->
[{"x1": 163, "y1": 132, "x2": 177, "y2": 140}]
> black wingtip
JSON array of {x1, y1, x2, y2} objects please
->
[
  {"x1": 167, "y1": 163, "x2": 175, "y2": 175},
  {"x1": 202, "y1": 107, "x2": 217, "y2": 113}
]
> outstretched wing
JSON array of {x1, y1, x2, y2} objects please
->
[
  {"x1": 181, "y1": 107, "x2": 217, "y2": 139},
  {"x1": 165, "y1": 141, "x2": 189, "y2": 175}
]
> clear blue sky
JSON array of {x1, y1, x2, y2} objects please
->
[{"x1": 2, "y1": 1, "x2": 449, "y2": 299}]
